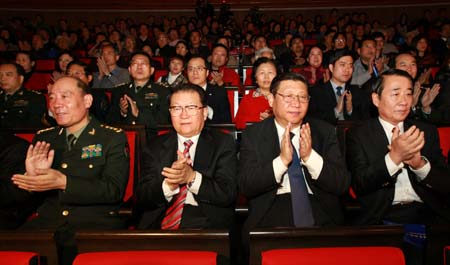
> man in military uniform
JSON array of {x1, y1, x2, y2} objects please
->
[
  {"x1": 0, "y1": 63, "x2": 47, "y2": 128},
  {"x1": 12, "y1": 76, "x2": 129, "y2": 265},
  {"x1": 106, "y1": 52, "x2": 171, "y2": 140}
]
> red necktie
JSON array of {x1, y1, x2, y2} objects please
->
[{"x1": 161, "y1": 139, "x2": 193, "y2": 230}]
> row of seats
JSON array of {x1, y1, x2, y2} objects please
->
[{"x1": 1, "y1": 225, "x2": 449, "y2": 265}]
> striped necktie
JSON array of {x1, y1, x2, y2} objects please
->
[{"x1": 161, "y1": 139, "x2": 194, "y2": 230}]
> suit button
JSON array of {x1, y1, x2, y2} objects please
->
[
  {"x1": 89, "y1": 164, "x2": 93, "y2": 168},
  {"x1": 61, "y1": 163, "x2": 68, "y2": 169},
  {"x1": 132, "y1": 121, "x2": 136, "y2": 125},
  {"x1": 108, "y1": 211, "x2": 115, "y2": 215},
  {"x1": 62, "y1": 210, "x2": 69, "y2": 216}
]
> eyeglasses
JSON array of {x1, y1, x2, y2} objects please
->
[
  {"x1": 169, "y1": 105, "x2": 205, "y2": 116},
  {"x1": 187, "y1": 66, "x2": 207, "y2": 73},
  {"x1": 276, "y1": 93, "x2": 310, "y2": 103}
]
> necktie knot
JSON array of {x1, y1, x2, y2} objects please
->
[
  {"x1": 135, "y1": 86, "x2": 143, "y2": 93},
  {"x1": 336, "y1": 86, "x2": 343, "y2": 97},
  {"x1": 67, "y1": 134, "x2": 77, "y2": 150}
]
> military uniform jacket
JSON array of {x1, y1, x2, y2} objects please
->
[
  {"x1": 0, "y1": 87, "x2": 47, "y2": 128},
  {"x1": 106, "y1": 81, "x2": 170, "y2": 136},
  {"x1": 26, "y1": 117, "x2": 129, "y2": 229}
]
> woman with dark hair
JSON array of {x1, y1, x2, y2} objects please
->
[
  {"x1": 234, "y1": 58, "x2": 278, "y2": 129},
  {"x1": 295, "y1": 46, "x2": 328, "y2": 86},
  {"x1": 52, "y1": 51, "x2": 75, "y2": 81},
  {"x1": 175, "y1": 40, "x2": 192, "y2": 62},
  {"x1": 15, "y1": 51, "x2": 36, "y2": 83}
]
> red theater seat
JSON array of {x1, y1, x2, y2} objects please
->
[
  {"x1": 73, "y1": 250, "x2": 217, "y2": 265},
  {"x1": 25, "y1": 72, "x2": 52, "y2": 91},
  {"x1": 262, "y1": 247, "x2": 405, "y2": 265},
  {"x1": 124, "y1": 131, "x2": 137, "y2": 202},
  {"x1": 438, "y1": 127, "x2": 450, "y2": 161},
  {"x1": 154, "y1": 69, "x2": 168, "y2": 82},
  {"x1": 35, "y1": 59, "x2": 55, "y2": 71},
  {"x1": 0, "y1": 251, "x2": 39, "y2": 265}
]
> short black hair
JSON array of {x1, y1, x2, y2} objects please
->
[
  {"x1": 270, "y1": 72, "x2": 308, "y2": 95},
  {"x1": 371, "y1": 32, "x2": 385, "y2": 40},
  {"x1": 371, "y1": 68, "x2": 413, "y2": 96},
  {"x1": 129, "y1": 51, "x2": 153, "y2": 67},
  {"x1": 211, "y1": 43, "x2": 229, "y2": 57},
  {"x1": 169, "y1": 83, "x2": 206, "y2": 107},
  {"x1": 328, "y1": 49, "x2": 353, "y2": 66},
  {"x1": 66, "y1": 60, "x2": 92, "y2": 76}
]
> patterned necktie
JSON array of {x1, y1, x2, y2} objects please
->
[
  {"x1": 161, "y1": 139, "x2": 194, "y2": 230},
  {"x1": 67, "y1": 134, "x2": 77, "y2": 151},
  {"x1": 288, "y1": 133, "x2": 315, "y2": 227}
]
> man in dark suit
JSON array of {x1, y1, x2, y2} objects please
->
[
  {"x1": 136, "y1": 84, "x2": 237, "y2": 229},
  {"x1": 12, "y1": 76, "x2": 129, "y2": 264},
  {"x1": 106, "y1": 52, "x2": 171, "y2": 140},
  {"x1": 346, "y1": 69, "x2": 450, "y2": 265},
  {"x1": 309, "y1": 49, "x2": 370, "y2": 125},
  {"x1": 239, "y1": 72, "x2": 350, "y2": 229},
  {"x1": 346, "y1": 69, "x2": 450, "y2": 225},
  {"x1": 186, "y1": 56, "x2": 231, "y2": 123}
]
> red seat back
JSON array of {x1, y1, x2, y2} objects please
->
[
  {"x1": 262, "y1": 247, "x2": 405, "y2": 265},
  {"x1": 73, "y1": 250, "x2": 217, "y2": 265},
  {"x1": 438, "y1": 127, "x2": 450, "y2": 161},
  {"x1": 445, "y1": 246, "x2": 450, "y2": 265},
  {"x1": 15, "y1": 133, "x2": 34, "y2": 143},
  {"x1": 154, "y1": 69, "x2": 168, "y2": 82},
  {"x1": 35, "y1": 59, "x2": 55, "y2": 71},
  {"x1": 0, "y1": 251, "x2": 39, "y2": 265},
  {"x1": 244, "y1": 67, "x2": 253, "y2": 86},
  {"x1": 124, "y1": 131, "x2": 137, "y2": 202},
  {"x1": 25, "y1": 72, "x2": 52, "y2": 91},
  {"x1": 152, "y1": 56, "x2": 164, "y2": 67}
]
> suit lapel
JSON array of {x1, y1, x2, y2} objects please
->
[
  {"x1": 160, "y1": 132, "x2": 178, "y2": 167},
  {"x1": 325, "y1": 82, "x2": 338, "y2": 105},
  {"x1": 262, "y1": 118, "x2": 281, "y2": 159},
  {"x1": 193, "y1": 129, "x2": 213, "y2": 171},
  {"x1": 370, "y1": 119, "x2": 391, "y2": 156}
]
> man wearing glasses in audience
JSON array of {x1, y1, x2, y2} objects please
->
[
  {"x1": 136, "y1": 84, "x2": 237, "y2": 230},
  {"x1": 106, "y1": 52, "x2": 170, "y2": 140},
  {"x1": 186, "y1": 56, "x2": 231, "y2": 123}
]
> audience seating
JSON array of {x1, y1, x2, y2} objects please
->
[
  {"x1": 226, "y1": 86, "x2": 240, "y2": 121},
  {"x1": 243, "y1": 67, "x2": 253, "y2": 86},
  {"x1": 25, "y1": 72, "x2": 52, "y2": 91},
  {"x1": 261, "y1": 246, "x2": 405, "y2": 265},
  {"x1": 0, "y1": 231, "x2": 57, "y2": 265},
  {"x1": 152, "y1": 56, "x2": 164, "y2": 67},
  {"x1": 249, "y1": 226, "x2": 404, "y2": 265},
  {"x1": 74, "y1": 230, "x2": 229, "y2": 258},
  {"x1": 153, "y1": 69, "x2": 168, "y2": 82},
  {"x1": 0, "y1": 251, "x2": 40, "y2": 265},
  {"x1": 437, "y1": 127, "x2": 450, "y2": 161},
  {"x1": 269, "y1": 39, "x2": 283, "y2": 48},
  {"x1": 73, "y1": 250, "x2": 217, "y2": 265},
  {"x1": 79, "y1": 57, "x2": 93, "y2": 66},
  {"x1": 35, "y1": 59, "x2": 55, "y2": 71}
]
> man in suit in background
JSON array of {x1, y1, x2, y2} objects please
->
[
  {"x1": 239, "y1": 72, "x2": 350, "y2": 229},
  {"x1": 12, "y1": 76, "x2": 129, "y2": 265},
  {"x1": 346, "y1": 69, "x2": 449, "y2": 265},
  {"x1": 136, "y1": 84, "x2": 237, "y2": 229},
  {"x1": 186, "y1": 56, "x2": 231, "y2": 123},
  {"x1": 309, "y1": 49, "x2": 370, "y2": 125}
]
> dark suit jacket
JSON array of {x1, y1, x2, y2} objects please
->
[
  {"x1": 136, "y1": 128, "x2": 237, "y2": 229},
  {"x1": 346, "y1": 118, "x2": 450, "y2": 225},
  {"x1": 22, "y1": 118, "x2": 129, "y2": 230},
  {"x1": 239, "y1": 117, "x2": 350, "y2": 228},
  {"x1": 206, "y1": 84, "x2": 231, "y2": 123},
  {"x1": 0, "y1": 133, "x2": 42, "y2": 229},
  {"x1": 309, "y1": 81, "x2": 370, "y2": 125}
]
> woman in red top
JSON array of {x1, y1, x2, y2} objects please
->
[
  {"x1": 295, "y1": 46, "x2": 329, "y2": 86},
  {"x1": 235, "y1": 58, "x2": 278, "y2": 129}
]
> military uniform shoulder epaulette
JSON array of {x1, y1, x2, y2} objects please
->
[
  {"x1": 36, "y1": 126, "x2": 57, "y2": 134},
  {"x1": 100, "y1": 124, "x2": 123, "y2": 133}
]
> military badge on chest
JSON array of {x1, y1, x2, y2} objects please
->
[
  {"x1": 81, "y1": 144, "x2": 103, "y2": 159},
  {"x1": 144, "y1": 92, "x2": 159, "y2": 107}
]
